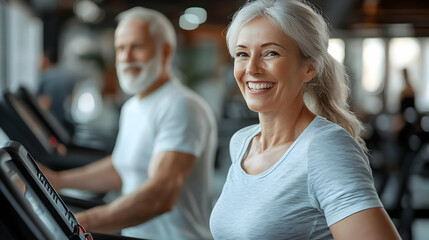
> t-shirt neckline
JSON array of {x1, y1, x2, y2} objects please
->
[{"x1": 238, "y1": 115, "x2": 321, "y2": 178}]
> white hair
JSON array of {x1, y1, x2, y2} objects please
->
[
  {"x1": 227, "y1": 0, "x2": 367, "y2": 153},
  {"x1": 116, "y1": 7, "x2": 177, "y2": 51}
]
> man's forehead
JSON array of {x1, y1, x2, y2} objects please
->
[
  {"x1": 116, "y1": 19, "x2": 150, "y2": 35},
  {"x1": 114, "y1": 19, "x2": 151, "y2": 43}
]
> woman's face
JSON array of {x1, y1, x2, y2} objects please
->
[{"x1": 233, "y1": 16, "x2": 315, "y2": 113}]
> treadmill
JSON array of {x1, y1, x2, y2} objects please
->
[
  {"x1": 0, "y1": 91, "x2": 108, "y2": 170},
  {"x1": 16, "y1": 86, "x2": 115, "y2": 154},
  {"x1": 0, "y1": 140, "x2": 143, "y2": 240}
]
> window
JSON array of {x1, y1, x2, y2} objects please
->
[
  {"x1": 6, "y1": 3, "x2": 42, "y2": 92},
  {"x1": 328, "y1": 38, "x2": 345, "y2": 64},
  {"x1": 362, "y1": 38, "x2": 385, "y2": 94},
  {"x1": 387, "y1": 38, "x2": 421, "y2": 112}
]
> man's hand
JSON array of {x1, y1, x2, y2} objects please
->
[{"x1": 36, "y1": 162, "x2": 63, "y2": 190}]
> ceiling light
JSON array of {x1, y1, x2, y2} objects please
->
[
  {"x1": 74, "y1": 0, "x2": 102, "y2": 23},
  {"x1": 185, "y1": 7, "x2": 207, "y2": 24},
  {"x1": 179, "y1": 14, "x2": 199, "y2": 30},
  {"x1": 184, "y1": 13, "x2": 200, "y2": 25}
]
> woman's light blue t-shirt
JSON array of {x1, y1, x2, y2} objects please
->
[{"x1": 210, "y1": 116, "x2": 382, "y2": 240}]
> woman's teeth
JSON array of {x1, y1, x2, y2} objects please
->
[{"x1": 248, "y1": 82, "x2": 275, "y2": 91}]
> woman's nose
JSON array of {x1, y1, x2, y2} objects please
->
[{"x1": 246, "y1": 55, "x2": 262, "y2": 75}]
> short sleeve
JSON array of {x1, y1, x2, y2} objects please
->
[
  {"x1": 308, "y1": 128, "x2": 383, "y2": 226},
  {"x1": 152, "y1": 97, "x2": 206, "y2": 158}
]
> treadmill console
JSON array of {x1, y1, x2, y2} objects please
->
[{"x1": 0, "y1": 141, "x2": 92, "y2": 240}]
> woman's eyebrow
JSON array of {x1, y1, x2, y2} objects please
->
[
  {"x1": 236, "y1": 42, "x2": 286, "y2": 50},
  {"x1": 261, "y1": 42, "x2": 286, "y2": 50}
]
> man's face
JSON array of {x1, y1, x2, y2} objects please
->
[
  {"x1": 114, "y1": 19, "x2": 163, "y2": 95},
  {"x1": 114, "y1": 19, "x2": 157, "y2": 72}
]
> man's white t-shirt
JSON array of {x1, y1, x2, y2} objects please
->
[{"x1": 112, "y1": 79, "x2": 217, "y2": 240}]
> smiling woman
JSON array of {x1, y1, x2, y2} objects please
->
[
  {"x1": 209, "y1": 0, "x2": 401, "y2": 239},
  {"x1": 232, "y1": 16, "x2": 315, "y2": 114}
]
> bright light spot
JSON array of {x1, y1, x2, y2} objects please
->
[
  {"x1": 74, "y1": 0, "x2": 101, "y2": 23},
  {"x1": 179, "y1": 14, "x2": 199, "y2": 30},
  {"x1": 362, "y1": 38, "x2": 385, "y2": 93},
  {"x1": 184, "y1": 13, "x2": 200, "y2": 25},
  {"x1": 185, "y1": 7, "x2": 207, "y2": 24},
  {"x1": 77, "y1": 92, "x2": 95, "y2": 114},
  {"x1": 328, "y1": 38, "x2": 345, "y2": 64},
  {"x1": 389, "y1": 38, "x2": 420, "y2": 68}
]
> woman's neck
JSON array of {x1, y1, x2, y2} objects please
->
[{"x1": 257, "y1": 104, "x2": 315, "y2": 151}]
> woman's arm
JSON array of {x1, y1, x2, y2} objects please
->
[{"x1": 330, "y1": 207, "x2": 401, "y2": 240}]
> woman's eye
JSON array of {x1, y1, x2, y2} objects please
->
[
  {"x1": 235, "y1": 52, "x2": 248, "y2": 58},
  {"x1": 266, "y1": 51, "x2": 279, "y2": 57}
]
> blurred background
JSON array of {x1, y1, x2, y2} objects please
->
[{"x1": 0, "y1": 0, "x2": 429, "y2": 239}]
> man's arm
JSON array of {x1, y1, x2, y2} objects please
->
[
  {"x1": 38, "y1": 155, "x2": 122, "y2": 193},
  {"x1": 330, "y1": 207, "x2": 401, "y2": 239},
  {"x1": 75, "y1": 151, "x2": 196, "y2": 233}
]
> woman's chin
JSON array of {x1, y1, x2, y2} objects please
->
[{"x1": 246, "y1": 103, "x2": 265, "y2": 113}]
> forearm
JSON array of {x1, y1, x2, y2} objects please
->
[
  {"x1": 58, "y1": 156, "x2": 122, "y2": 192},
  {"x1": 76, "y1": 178, "x2": 175, "y2": 232},
  {"x1": 76, "y1": 151, "x2": 195, "y2": 232}
]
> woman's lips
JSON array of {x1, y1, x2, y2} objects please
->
[{"x1": 247, "y1": 81, "x2": 276, "y2": 94}]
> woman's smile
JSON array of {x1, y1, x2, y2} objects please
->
[
  {"x1": 234, "y1": 16, "x2": 313, "y2": 112},
  {"x1": 246, "y1": 81, "x2": 276, "y2": 94}
]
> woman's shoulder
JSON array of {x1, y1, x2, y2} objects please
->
[
  {"x1": 307, "y1": 116, "x2": 367, "y2": 164},
  {"x1": 305, "y1": 116, "x2": 364, "y2": 158},
  {"x1": 310, "y1": 116, "x2": 355, "y2": 144}
]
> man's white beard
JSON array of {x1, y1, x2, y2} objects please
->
[{"x1": 116, "y1": 52, "x2": 163, "y2": 96}]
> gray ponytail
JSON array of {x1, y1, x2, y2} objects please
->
[
  {"x1": 304, "y1": 52, "x2": 367, "y2": 153},
  {"x1": 227, "y1": 0, "x2": 367, "y2": 153}
]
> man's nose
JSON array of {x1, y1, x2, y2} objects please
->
[{"x1": 119, "y1": 48, "x2": 134, "y2": 62}]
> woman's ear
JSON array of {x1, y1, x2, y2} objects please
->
[{"x1": 302, "y1": 58, "x2": 317, "y2": 83}]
